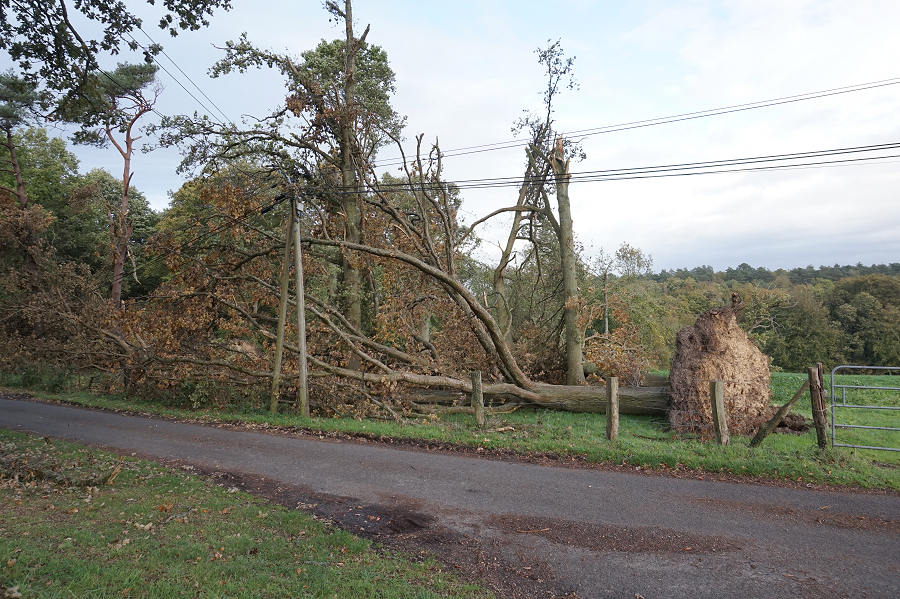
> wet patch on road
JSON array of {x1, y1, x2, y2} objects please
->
[{"x1": 489, "y1": 514, "x2": 740, "y2": 554}]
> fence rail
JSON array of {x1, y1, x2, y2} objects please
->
[{"x1": 829, "y1": 365, "x2": 900, "y2": 453}]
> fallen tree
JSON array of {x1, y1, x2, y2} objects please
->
[{"x1": 103, "y1": 1, "x2": 668, "y2": 418}]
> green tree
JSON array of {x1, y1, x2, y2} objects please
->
[
  {"x1": 58, "y1": 62, "x2": 160, "y2": 307},
  {"x1": 157, "y1": 0, "x2": 403, "y2": 340},
  {"x1": 0, "y1": 71, "x2": 47, "y2": 208},
  {"x1": 3, "y1": 128, "x2": 80, "y2": 211},
  {"x1": 0, "y1": 0, "x2": 229, "y2": 102},
  {"x1": 0, "y1": 75, "x2": 54, "y2": 290},
  {"x1": 765, "y1": 284, "x2": 841, "y2": 371},
  {"x1": 67, "y1": 168, "x2": 162, "y2": 297},
  {"x1": 828, "y1": 275, "x2": 900, "y2": 366}
]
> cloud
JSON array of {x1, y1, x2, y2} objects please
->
[{"x1": 5, "y1": 0, "x2": 898, "y2": 272}]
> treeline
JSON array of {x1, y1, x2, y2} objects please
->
[
  {"x1": 655, "y1": 262, "x2": 900, "y2": 285},
  {"x1": 605, "y1": 266, "x2": 900, "y2": 373}
]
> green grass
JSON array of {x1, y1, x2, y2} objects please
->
[
  {"x1": 0, "y1": 430, "x2": 492, "y2": 599},
  {"x1": 3, "y1": 370, "x2": 900, "y2": 491}
]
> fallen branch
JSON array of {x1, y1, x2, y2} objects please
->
[{"x1": 749, "y1": 380, "x2": 810, "y2": 448}]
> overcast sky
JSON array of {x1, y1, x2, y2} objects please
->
[{"x1": 15, "y1": 0, "x2": 900, "y2": 272}]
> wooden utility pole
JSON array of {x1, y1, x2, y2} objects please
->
[
  {"x1": 292, "y1": 197, "x2": 309, "y2": 417},
  {"x1": 603, "y1": 270, "x2": 609, "y2": 336},
  {"x1": 269, "y1": 210, "x2": 293, "y2": 414}
]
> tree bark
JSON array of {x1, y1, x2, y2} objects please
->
[
  {"x1": 110, "y1": 144, "x2": 132, "y2": 309},
  {"x1": 405, "y1": 385, "x2": 667, "y2": 415},
  {"x1": 530, "y1": 383, "x2": 667, "y2": 415},
  {"x1": 551, "y1": 138, "x2": 584, "y2": 385},
  {"x1": 2, "y1": 127, "x2": 28, "y2": 208},
  {"x1": 341, "y1": 0, "x2": 362, "y2": 333}
]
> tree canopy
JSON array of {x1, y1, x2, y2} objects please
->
[{"x1": 0, "y1": 0, "x2": 230, "y2": 102}]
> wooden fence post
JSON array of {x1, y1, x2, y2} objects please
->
[
  {"x1": 471, "y1": 370, "x2": 484, "y2": 428},
  {"x1": 709, "y1": 380, "x2": 729, "y2": 445},
  {"x1": 808, "y1": 367, "x2": 828, "y2": 449},
  {"x1": 606, "y1": 376, "x2": 619, "y2": 441}
]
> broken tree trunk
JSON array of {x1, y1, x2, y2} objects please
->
[
  {"x1": 404, "y1": 384, "x2": 668, "y2": 415},
  {"x1": 551, "y1": 138, "x2": 584, "y2": 386},
  {"x1": 530, "y1": 384, "x2": 668, "y2": 415}
]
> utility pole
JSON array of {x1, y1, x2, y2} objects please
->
[
  {"x1": 603, "y1": 270, "x2": 609, "y2": 336},
  {"x1": 268, "y1": 178, "x2": 310, "y2": 416},
  {"x1": 292, "y1": 196, "x2": 309, "y2": 417},
  {"x1": 269, "y1": 202, "x2": 293, "y2": 414}
]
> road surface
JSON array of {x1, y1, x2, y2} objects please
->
[{"x1": 1, "y1": 396, "x2": 898, "y2": 598}]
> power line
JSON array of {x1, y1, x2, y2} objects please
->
[
  {"x1": 375, "y1": 77, "x2": 900, "y2": 167},
  {"x1": 136, "y1": 27, "x2": 233, "y2": 126},
  {"x1": 110, "y1": 141, "x2": 898, "y2": 299},
  {"x1": 334, "y1": 141, "x2": 900, "y2": 193},
  {"x1": 463, "y1": 152, "x2": 900, "y2": 189}
]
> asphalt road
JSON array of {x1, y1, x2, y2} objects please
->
[{"x1": 2, "y1": 397, "x2": 898, "y2": 598}]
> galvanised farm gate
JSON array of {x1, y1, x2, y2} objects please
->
[{"x1": 829, "y1": 365, "x2": 900, "y2": 452}]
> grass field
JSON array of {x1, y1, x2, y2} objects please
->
[
  {"x1": 2, "y1": 370, "x2": 899, "y2": 491},
  {"x1": 0, "y1": 430, "x2": 492, "y2": 599}
]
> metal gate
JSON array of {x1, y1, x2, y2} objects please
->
[{"x1": 829, "y1": 365, "x2": 900, "y2": 452}]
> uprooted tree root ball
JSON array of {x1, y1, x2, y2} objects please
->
[{"x1": 669, "y1": 304, "x2": 771, "y2": 435}]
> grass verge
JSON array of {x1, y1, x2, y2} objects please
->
[
  {"x1": 0, "y1": 430, "x2": 491, "y2": 599},
  {"x1": 2, "y1": 371, "x2": 899, "y2": 492}
]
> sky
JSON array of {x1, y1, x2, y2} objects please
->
[{"x1": 10, "y1": 0, "x2": 900, "y2": 272}]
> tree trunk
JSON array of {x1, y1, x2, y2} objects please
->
[
  {"x1": 530, "y1": 383, "x2": 667, "y2": 415},
  {"x1": 407, "y1": 384, "x2": 669, "y2": 416},
  {"x1": 341, "y1": 0, "x2": 363, "y2": 367},
  {"x1": 109, "y1": 124, "x2": 136, "y2": 309},
  {"x1": 551, "y1": 138, "x2": 584, "y2": 385},
  {"x1": 493, "y1": 162, "x2": 533, "y2": 344},
  {"x1": 3, "y1": 128, "x2": 28, "y2": 208}
]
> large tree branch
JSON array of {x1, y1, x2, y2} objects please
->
[
  {"x1": 304, "y1": 237, "x2": 532, "y2": 388},
  {"x1": 305, "y1": 355, "x2": 541, "y2": 402}
]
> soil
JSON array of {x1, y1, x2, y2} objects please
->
[{"x1": 201, "y1": 469, "x2": 580, "y2": 598}]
